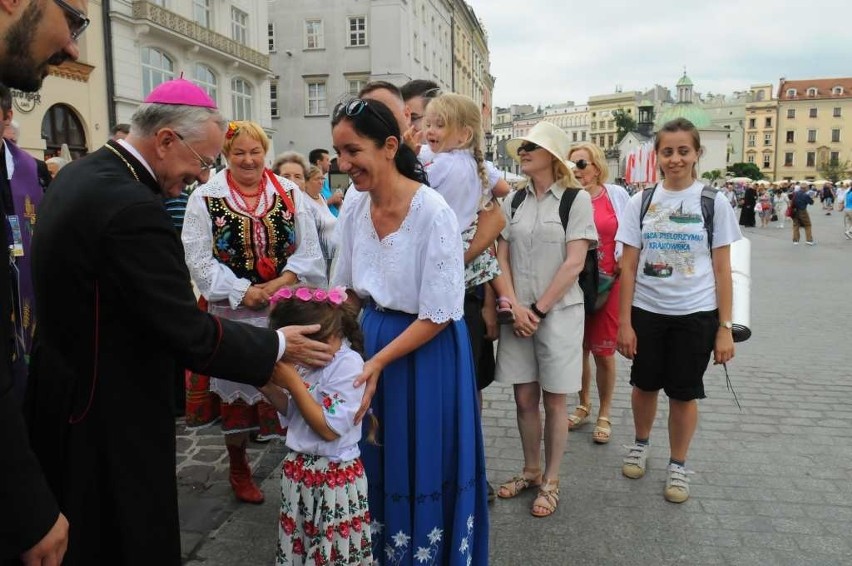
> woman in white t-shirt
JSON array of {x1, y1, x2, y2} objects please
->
[{"x1": 615, "y1": 118, "x2": 742, "y2": 504}]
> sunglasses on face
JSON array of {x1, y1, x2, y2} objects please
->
[
  {"x1": 516, "y1": 142, "x2": 540, "y2": 155},
  {"x1": 55, "y1": 0, "x2": 90, "y2": 41},
  {"x1": 573, "y1": 159, "x2": 589, "y2": 170},
  {"x1": 335, "y1": 99, "x2": 396, "y2": 136}
]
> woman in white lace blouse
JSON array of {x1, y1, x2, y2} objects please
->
[
  {"x1": 181, "y1": 121, "x2": 325, "y2": 505},
  {"x1": 330, "y1": 98, "x2": 489, "y2": 565}
]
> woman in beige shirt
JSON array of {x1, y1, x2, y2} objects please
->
[{"x1": 494, "y1": 122, "x2": 598, "y2": 517}]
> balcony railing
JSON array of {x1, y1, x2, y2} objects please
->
[{"x1": 132, "y1": 1, "x2": 269, "y2": 70}]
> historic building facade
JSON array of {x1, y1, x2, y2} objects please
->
[
  {"x1": 774, "y1": 77, "x2": 852, "y2": 182},
  {"x1": 109, "y1": 0, "x2": 273, "y2": 143},
  {"x1": 743, "y1": 83, "x2": 777, "y2": 179},
  {"x1": 269, "y1": 0, "x2": 495, "y2": 157}
]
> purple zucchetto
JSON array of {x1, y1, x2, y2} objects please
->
[{"x1": 143, "y1": 78, "x2": 217, "y2": 109}]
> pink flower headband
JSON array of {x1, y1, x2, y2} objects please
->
[{"x1": 269, "y1": 286, "x2": 349, "y2": 307}]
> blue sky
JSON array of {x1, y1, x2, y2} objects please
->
[{"x1": 466, "y1": 0, "x2": 851, "y2": 107}]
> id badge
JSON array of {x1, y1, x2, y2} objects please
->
[{"x1": 7, "y1": 215, "x2": 23, "y2": 257}]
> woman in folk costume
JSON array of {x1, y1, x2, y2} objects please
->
[
  {"x1": 182, "y1": 121, "x2": 326, "y2": 503},
  {"x1": 331, "y1": 98, "x2": 489, "y2": 565}
]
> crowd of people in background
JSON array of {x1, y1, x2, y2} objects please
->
[{"x1": 711, "y1": 177, "x2": 851, "y2": 244}]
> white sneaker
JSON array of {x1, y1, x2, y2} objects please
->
[
  {"x1": 664, "y1": 463, "x2": 693, "y2": 503},
  {"x1": 806, "y1": 241, "x2": 815, "y2": 246},
  {"x1": 793, "y1": 241, "x2": 799, "y2": 245},
  {"x1": 622, "y1": 444, "x2": 648, "y2": 479}
]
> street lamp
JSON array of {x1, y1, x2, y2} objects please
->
[{"x1": 485, "y1": 131, "x2": 494, "y2": 162}]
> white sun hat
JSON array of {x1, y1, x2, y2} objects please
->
[{"x1": 506, "y1": 121, "x2": 575, "y2": 176}]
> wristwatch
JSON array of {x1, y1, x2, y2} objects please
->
[{"x1": 719, "y1": 321, "x2": 733, "y2": 330}]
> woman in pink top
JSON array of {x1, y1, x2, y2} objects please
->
[{"x1": 566, "y1": 143, "x2": 629, "y2": 444}]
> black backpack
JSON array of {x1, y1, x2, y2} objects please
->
[
  {"x1": 639, "y1": 185, "x2": 719, "y2": 252},
  {"x1": 510, "y1": 189, "x2": 599, "y2": 315}
]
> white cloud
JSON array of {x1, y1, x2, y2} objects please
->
[{"x1": 466, "y1": 0, "x2": 852, "y2": 107}]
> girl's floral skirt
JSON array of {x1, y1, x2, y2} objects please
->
[{"x1": 277, "y1": 452, "x2": 373, "y2": 565}]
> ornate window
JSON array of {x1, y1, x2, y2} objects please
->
[
  {"x1": 347, "y1": 16, "x2": 367, "y2": 47},
  {"x1": 305, "y1": 19, "x2": 323, "y2": 49},
  {"x1": 231, "y1": 7, "x2": 248, "y2": 45},
  {"x1": 192, "y1": 63, "x2": 217, "y2": 103},
  {"x1": 41, "y1": 104, "x2": 87, "y2": 159},
  {"x1": 192, "y1": 0, "x2": 211, "y2": 27},
  {"x1": 306, "y1": 80, "x2": 327, "y2": 115},
  {"x1": 231, "y1": 78, "x2": 252, "y2": 121},
  {"x1": 141, "y1": 47, "x2": 174, "y2": 96}
]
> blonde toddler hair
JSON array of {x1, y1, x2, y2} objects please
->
[{"x1": 425, "y1": 93, "x2": 490, "y2": 209}]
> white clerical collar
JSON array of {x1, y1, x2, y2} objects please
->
[{"x1": 116, "y1": 138, "x2": 157, "y2": 181}]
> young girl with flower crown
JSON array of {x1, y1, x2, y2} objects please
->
[{"x1": 262, "y1": 286, "x2": 374, "y2": 565}]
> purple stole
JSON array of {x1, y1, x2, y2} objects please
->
[{"x1": 6, "y1": 141, "x2": 43, "y2": 396}]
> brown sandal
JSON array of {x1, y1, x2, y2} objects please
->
[
  {"x1": 592, "y1": 417, "x2": 612, "y2": 444},
  {"x1": 496, "y1": 467, "x2": 542, "y2": 499},
  {"x1": 530, "y1": 479, "x2": 560, "y2": 517},
  {"x1": 567, "y1": 404, "x2": 592, "y2": 430}
]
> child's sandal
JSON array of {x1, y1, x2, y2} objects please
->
[{"x1": 496, "y1": 296, "x2": 515, "y2": 325}]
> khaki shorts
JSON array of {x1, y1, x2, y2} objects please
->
[{"x1": 495, "y1": 303, "x2": 584, "y2": 394}]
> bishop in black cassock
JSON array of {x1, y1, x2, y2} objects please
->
[{"x1": 22, "y1": 80, "x2": 329, "y2": 565}]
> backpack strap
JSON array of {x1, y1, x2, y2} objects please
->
[
  {"x1": 638, "y1": 187, "x2": 656, "y2": 250},
  {"x1": 511, "y1": 187, "x2": 580, "y2": 233},
  {"x1": 510, "y1": 189, "x2": 527, "y2": 219},
  {"x1": 558, "y1": 188, "x2": 580, "y2": 231},
  {"x1": 700, "y1": 185, "x2": 718, "y2": 252}
]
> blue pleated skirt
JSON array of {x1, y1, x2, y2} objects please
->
[{"x1": 360, "y1": 303, "x2": 489, "y2": 565}]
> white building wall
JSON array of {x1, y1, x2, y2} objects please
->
[
  {"x1": 269, "y1": 0, "x2": 452, "y2": 158},
  {"x1": 698, "y1": 130, "x2": 730, "y2": 177}
]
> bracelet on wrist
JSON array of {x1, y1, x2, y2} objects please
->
[{"x1": 530, "y1": 302, "x2": 547, "y2": 319}]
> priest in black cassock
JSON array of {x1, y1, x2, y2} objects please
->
[{"x1": 23, "y1": 79, "x2": 333, "y2": 565}]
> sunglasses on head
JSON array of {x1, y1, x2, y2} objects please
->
[
  {"x1": 516, "y1": 142, "x2": 540, "y2": 155},
  {"x1": 334, "y1": 99, "x2": 396, "y2": 135}
]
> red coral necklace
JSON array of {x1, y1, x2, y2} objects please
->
[{"x1": 226, "y1": 170, "x2": 267, "y2": 216}]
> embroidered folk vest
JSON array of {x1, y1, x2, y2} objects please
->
[{"x1": 204, "y1": 193, "x2": 297, "y2": 283}]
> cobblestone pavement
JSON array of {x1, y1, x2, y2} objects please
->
[{"x1": 180, "y1": 206, "x2": 852, "y2": 565}]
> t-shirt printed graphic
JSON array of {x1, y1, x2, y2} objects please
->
[{"x1": 641, "y1": 199, "x2": 706, "y2": 279}]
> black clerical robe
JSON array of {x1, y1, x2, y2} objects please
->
[{"x1": 24, "y1": 141, "x2": 280, "y2": 565}]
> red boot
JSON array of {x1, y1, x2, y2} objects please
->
[{"x1": 227, "y1": 444, "x2": 264, "y2": 504}]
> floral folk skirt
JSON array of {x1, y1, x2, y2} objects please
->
[
  {"x1": 277, "y1": 452, "x2": 373, "y2": 565},
  {"x1": 360, "y1": 304, "x2": 489, "y2": 565}
]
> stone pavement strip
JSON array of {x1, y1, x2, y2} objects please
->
[{"x1": 180, "y1": 207, "x2": 852, "y2": 565}]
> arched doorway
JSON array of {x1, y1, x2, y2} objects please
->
[{"x1": 41, "y1": 103, "x2": 87, "y2": 159}]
